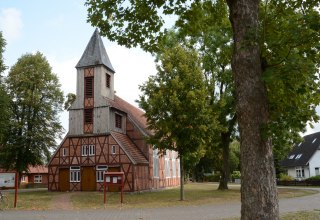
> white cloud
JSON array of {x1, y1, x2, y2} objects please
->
[
  {"x1": 0, "y1": 8, "x2": 23, "y2": 44},
  {"x1": 108, "y1": 43, "x2": 156, "y2": 107},
  {"x1": 47, "y1": 55, "x2": 78, "y2": 133}
]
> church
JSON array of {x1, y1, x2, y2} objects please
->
[{"x1": 48, "y1": 29, "x2": 180, "y2": 191}]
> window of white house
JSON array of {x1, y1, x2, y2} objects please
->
[
  {"x1": 34, "y1": 175, "x2": 42, "y2": 183},
  {"x1": 315, "y1": 167, "x2": 319, "y2": 176},
  {"x1": 82, "y1": 145, "x2": 95, "y2": 156},
  {"x1": 62, "y1": 148, "x2": 68, "y2": 157},
  {"x1": 295, "y1": 154, "x2": 302, "y2": 159},
  {"x1": 96, "y1": 165, "x2": 108, "y2": 182},
  {"x1": 165, "y1": 151, "x2": 171, "y2": 178},
  {"x1": 70, "y1": 166, "x2": 80, "y2": 182},
  {"x1": 289, "y1": 155, "x2": 295, "y2": 159},
  {"x1": 153, "y1": 148, "x2": 159, "y2": 178},
  {"x1": 296, "y1": 167, "x2": 305, "y2": 178},
  {"x1": 312, "y1": 138, "x2": 317, "y2": 143},
  {"x1": 112, "y1": 145, "x2": 116, "y2": 154}
]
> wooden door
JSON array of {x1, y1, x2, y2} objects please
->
[
  {"x1": 59, "y1": 168, "x2": 69, "y2": 192},
  {"x1": 81, "y1": 166, "x2": 96, "y2": 191},
  {"x1": 108, "y1": 166, "x2": 121, "y2": 192}
]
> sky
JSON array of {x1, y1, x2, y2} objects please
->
[
  {"x1": 0, "y1": 0, "x2": 157, "y2": 136},
  {"x1": 0, "y1": 0, "x2": 319, "y2": 139}
]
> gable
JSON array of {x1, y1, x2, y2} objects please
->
[{"x1": 281, "y1": 132, "x2": 320, "y2": 167}]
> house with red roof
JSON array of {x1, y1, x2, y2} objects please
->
[
  {"x1": 21, "y1": 165, "x2": 48, "y2": 185},
  {"x1": 48, "y1": 29, "x2": 180, "y2": 191}
]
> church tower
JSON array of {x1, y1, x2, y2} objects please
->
[{"x1": 68, "y1": 29, "x2": 115, "y2": 135}]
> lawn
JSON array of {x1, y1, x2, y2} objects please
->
[{"x1": 2, "y1": 183, "x2": 318, "y2": 211}]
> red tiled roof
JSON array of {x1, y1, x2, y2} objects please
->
[
  {"x1": 106, "y1": 95, "x2": 151, "y2": 136},
  {"x1": 28, "y1": 165, "x2": 48, "y2": 174},
  {"x1": 111, "y1": 131, "x2": 148, "y2": 164}
]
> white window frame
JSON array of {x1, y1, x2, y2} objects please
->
[
  {"x1": 112, "y1": 145, "x2": 116, "y2": 154},
  {"x1": 172, "y1": 157, "x2": 176, "y2": 177},
  {"x1": 312, "y1": 138, "x2": 317, "y2": 143},
  {"x1": 82, "y1": 145, "x2": 88, "y2": 156},
  {"x1": 63, "y1": 148, "x2": 67, "y2": 157},
  {"x1": 70, "y1": 166, "x2": 80, "y2": 182},
  {"x1": 289, "y1": 155, "x2": 295, "y2": 159},
  {"x1": 88, "y1": 145, "x2": 95, "y2": 156},
  {"x1": 96, "y1": 165, "x2": 108, "y2": 182},
  {"x1": 82, "y1": 145, "x2": 95, "y2": 156},
  {"x1": 296, "y1": 167, "x2": 305, "y2": 178},
  {"x1": 177, "y1": 158, "x2": 181, "y2": 177},
  {"x1": 295, "y1": 154, "x2": 302, "y2": 159},
  {"x1": 34, "y1": 175, "x2": 42, "y2": 183},
  {"x1": 165, "y1": 150, "x2": 171, "y2": 178},
  {"x1": 315, "y1": 167, "x2": 319, "y2": 176},
  {"x1": 21, "y1": 175, "x2": 26, "y2": 182},
  {"x1": 153, "y1": 148, "x2": 159, "y2": 178}
]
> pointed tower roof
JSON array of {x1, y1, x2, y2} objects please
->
[{"x1": 76, "y1": 29, "x2": 115, "y2": 72}]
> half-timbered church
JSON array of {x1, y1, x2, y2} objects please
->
[{"x1": 48, "y1": 29, "x2": 180, "y2": 191}]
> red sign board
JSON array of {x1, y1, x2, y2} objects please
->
[{"x1": 103, "y1": 171, "x2": 124, "y2": 205}]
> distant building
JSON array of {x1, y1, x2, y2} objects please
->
[
  {"x1": 21, "y1": 165, "x2": 48, "y2": 185},
  {"x1": 281, "y1": 132, "x2": 320, "y2": 180},
  {"x1": 48, "y1": 29, "x2": 180, "y2": 191}
]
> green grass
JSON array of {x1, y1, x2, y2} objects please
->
[
  {"x1": 2, "y1": 183, "x2": 318, "y2": 211},
  {"x1": 5, "y1": 190, "x2": 63, "y2": 210},
  {"x1": 72, "y1": 183, "x2": 241, "y2": 209},
  {"x1": 281, "y1": 210, "x2": 320, "y2": 220}
]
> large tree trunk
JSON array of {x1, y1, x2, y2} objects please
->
[
  {"x1": 218, "y1": 114, "x2": 237, "y2": 190},
  {"x1": 226, "y1": 0, "x2": 279, "y2": 219},
  {"x1": 218, "y1": 132, "x2": 230, "y2": 190}
]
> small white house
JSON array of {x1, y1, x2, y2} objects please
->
[{"x1": 281, "y1": 132, "x2": 320, "y2": 180}]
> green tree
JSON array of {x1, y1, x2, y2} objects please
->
[
  {"x1": 64, "y1": 93, "x2": 76, "y2": 110},
  {"x1": 0, "y1": 32, "x2": 11, "y2": 146},
  {"x1": 175, "y1": 0, "x2": 236, "y2": 190},
  {"x1": 138, "y1": 45, "x2": 215, "y2": 200},
  {"x1": 85, "y1": 0, "x2": 320, "y2": 218},
  {"x1": 0, "y1": 52, "x2": 64, "y2": 178}
]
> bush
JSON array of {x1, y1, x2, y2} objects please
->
[
  {"x1": 203, "y1": 173, "x2": 221, "y2": 182},
  {"x1": 231, "y1": 171, "x2": 241, "y2": 179},
  {"x1": 306, "y1": 175, "x2": 320, "y2": 181},
  {"x1": 279, "y1": 173, "x2": 294, "y2": 181}
]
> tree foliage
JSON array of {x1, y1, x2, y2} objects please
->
[
  {"x1": 0, "y1": 52, "x2": 64, "y2": 175},
  {"x1": 138, "y1": 44, "x2": 217, "y2": 200},
  {"x1": 85, "y1": 0, "x2": 320, "y2": 218},
  {"x1": 174, "y1": 0, "x2": 236, "y2": 190},
  {"x1": 0, "y1": 32, "x2": 11, "y2": 145}
]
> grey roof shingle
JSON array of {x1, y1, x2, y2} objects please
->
[
  {"x1": 281, "y1": 132, "x2": 320, "y2": 167},
  {"x1": 76, "y1": 28, "x2": 115, "y2": 72}
]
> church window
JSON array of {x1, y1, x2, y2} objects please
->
[
  {"x1": 115, "y1": 113, "x2": 122, "y2": 129},
  {"x1": 84, "y1": 108, "x2": 93, "y2": 124},
  {"x1": 106, "y1": 73, "x2": 111, "y2": 88},
  {"x1": 85, "y1": 76, "x2": 93, "y2": 98}
]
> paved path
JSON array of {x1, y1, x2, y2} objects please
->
[{"x1": 1, "y1": 187, "x2": 320, "y2": 220}]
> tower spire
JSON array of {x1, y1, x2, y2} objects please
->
[{"x1": 76, "y1": 28, "x2": 115, "y2": 73}]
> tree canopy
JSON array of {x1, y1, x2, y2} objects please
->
[
  {"x1": 0, "y1": 32, "x2": 11, "y2": 146},
  {"x1": 0, "y1": 52, "x2": 64, "y2": 175},
  {"x1": 86, "y1": 0, "x2": 320, "y2": 218},
  {"x1": 139, "y1": 44, "x2": 217, "y2": 200}
]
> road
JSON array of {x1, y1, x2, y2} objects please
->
[{"x1": 0, "y1": 187, "x2": 319, "y2": 220}]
